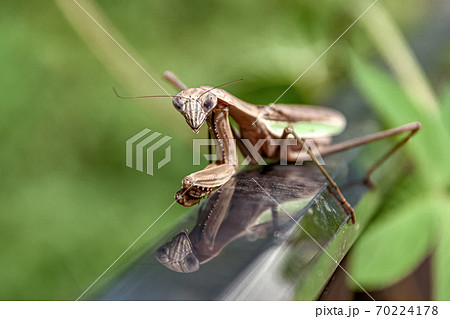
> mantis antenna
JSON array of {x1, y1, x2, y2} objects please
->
[
  {"x1": 113, "y1": 73, "x2": 242, "y2": 102},
  {"x1": 164, "y1": 70, "x2": 243, "y2": 95},
  {"x1": 198, "y1": 78, "x2": 244, "y2": 99}
]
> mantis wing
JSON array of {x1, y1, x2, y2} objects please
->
[{"x1": 260, "y1": 104, "x2": 346, "y2": 138}]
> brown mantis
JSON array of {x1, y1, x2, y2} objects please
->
[
  {"x1": 117, "y1": 71, "x2": 421, "y2": 224},
  {"x1": 162, "y1": 71, "x2": 421, "y2": 224}
]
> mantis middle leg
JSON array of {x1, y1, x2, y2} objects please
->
[
  {"x1": 281, "y1": 126, "x2": 356, "y2": 223},
  {"x1": 280, "y1": 121, "x2": 421, "y2": 223}
]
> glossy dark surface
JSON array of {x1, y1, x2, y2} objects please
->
[
  {"x1": 91, "y1": 94, "x2": 381, "y2": 300},
  {"x1": 93, "y1": 156, "x2": 370, "y2": 300}
]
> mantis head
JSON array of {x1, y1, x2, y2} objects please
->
[
  {"x1": 155, "y1": 229, "x2": 200, "y2": 273},
  {"x1": 172, "y1": 89, "x2": 218, "y2": 134}
]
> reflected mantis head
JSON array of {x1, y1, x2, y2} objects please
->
[{"x1": 155, "y1": 229, "x2": 200, "y2": 273}]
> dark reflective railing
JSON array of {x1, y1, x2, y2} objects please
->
[
  {"x1": 93, "y1": 159, "x2": 370, "y2": 300},
  {"x1": 155, "y1": 165, "x2": 335, "y2": 273}
]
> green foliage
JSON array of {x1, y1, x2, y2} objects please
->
[
  {"x1": 0, "y1": 0, "x2": 446, "y2": 300},
  {"x1": 349, "y1": 55, "x2": 450, "y2": 298},
  {"x1": 434, "y1": 209, "x2": 450, "y2": 300},
  {"x1": 349, "y1": 197, "x2": 437, "y2": 289}
]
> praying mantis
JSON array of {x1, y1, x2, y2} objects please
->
[
  {"x1": 116, "y1": 71, "x2": 421, "y2": 224},
  {"x1": 164, "y1": 71, "x2": 421, "y2": 224}
]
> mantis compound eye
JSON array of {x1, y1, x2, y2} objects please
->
[
  {"x1": 202, "y1": 93, "x2": 217, "y2": 113},
  {"x1": 172, "y1": 96, "x2": 185, "y2": 111}
]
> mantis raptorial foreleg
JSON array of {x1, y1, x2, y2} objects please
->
[{"x1": 175, "y1": 163, "x2": 237, "y2": 206}]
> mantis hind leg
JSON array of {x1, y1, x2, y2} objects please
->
[
  {"x1": 362, "y1": 122, "x2": 421, "y2": 188},
  {"x1": 317, "y1": 122, "x2": 422, "y2": 188},
  {"x1": 281, "y1": 126, "x2": 356, "y2": 224},
  {"x1": 281, "y1": 121, "x2": 422, "y2": 224}
]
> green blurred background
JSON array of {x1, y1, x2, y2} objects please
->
[{"x1": 0, "y1": 0, "x2": 449, "y2": 300}]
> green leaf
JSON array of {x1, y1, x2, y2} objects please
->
[
  {"x1": 351, "y1": 55, "x2": 450, "y2": 185},
  {"x1": 439, "y1": 84, "x2": 450, "y2": 136},
  {"x1": 433, "y1": 199, "x2": 450, "y2": 300},
  {"x1": 351, "y1": 54, "x2": 422, "y2": 123},
  {"x1": 348, "y1": 197, "x2": 438, "y2": 291}
]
